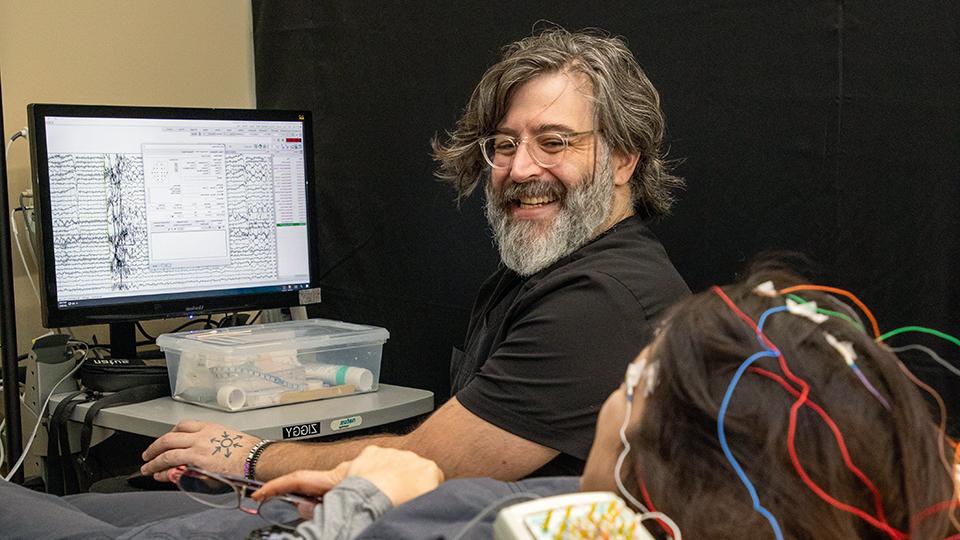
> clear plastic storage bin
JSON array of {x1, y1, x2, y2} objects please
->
[{"x1": 157, "y1": 319, "x2": 388, "y2": 412}]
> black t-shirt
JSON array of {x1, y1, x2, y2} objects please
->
[{"x1": 451, "y1": 215, "x2": 690, "y2": 476}]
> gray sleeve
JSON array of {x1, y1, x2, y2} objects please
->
[
  {"x1": 355, "y1": 476, "x2": 581, "y2": 540},
  {"x1": 282, "y1": 476, "x2": 394, "y2": 540}
]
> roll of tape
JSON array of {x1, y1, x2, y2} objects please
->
[
  {"x1": 306, "y1": 364, "x2": 374, "y2": 391},
  {"x1": 217, "y1": 386, "x2": 247, "y2": 411}
]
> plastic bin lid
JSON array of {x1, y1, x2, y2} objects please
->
[{"x1": 156, "y1": 319, "x2": 389, "y2": 354}]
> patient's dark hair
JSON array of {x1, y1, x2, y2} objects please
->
[{"x1": 629, "y1": 270, "x2": 956, "y2": 539}]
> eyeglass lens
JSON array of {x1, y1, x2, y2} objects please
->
[
  {"x1": 177, "y1": 469, "x2": 237, "y2": 508},
  {"x1": 482, "y1": 133, "x2": 570, "y2": 169},
  {"x1": 175, "y1": 468, "x2": 301, "y2": 530}
]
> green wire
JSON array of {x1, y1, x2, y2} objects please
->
[
  {"x1": 877, "y1": 326, "x2": 960, "y2": 348},
  {"x1": 785, "y1": 294, "x2": 865, "y2": 331},
  {"x1": 785, "y1": 293, "x2": 807, "y2": 304},
  {"x1": 783, "y1": 295, "x2": 960, "y2": 349}
]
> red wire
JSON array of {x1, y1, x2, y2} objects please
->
[
  {"x1": 639, "y1": 477, "x2": 674, "y2": 538},
  {"x1": 919, "y1": 500, "x2": 960, "y2": 540},
  {"x1": 711, "y1": 286, "x2": 906, "y2": 540},
  {"x1": 750, "y1": 367, "x2": 890, "y2": 524},
  {"x1": 778, "y1": 284, "x2": 881, "y2": 339},
  {"x1": 916, "y1": 500, "x2": 960, "y2": 523},
  {"x1": 776, "y1": 284, "x2": 960, "y2": 536},
  {"x1": 639, "y1": 477, "x2": 656, "y2": 511},
  {"x1": 711, "y1": 286, "x2": 779, "y2": 352}
]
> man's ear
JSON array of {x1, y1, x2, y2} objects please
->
[{"x1": 612, "y1": 151, "x2": 640, "y2": 186}]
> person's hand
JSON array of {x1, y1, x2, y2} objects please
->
[
  {"x1": 140, "y1": 420, "x2": 257, "y2": 481},
  {"x1": 250, "y1": 461, "x2": 351, "y2": 519},
  {"x1": 341, "y1": 446, "x2": 445, "y2": 505},
  {"x1": 251, "y1": 445, "x2": 444, "y2": 508}
]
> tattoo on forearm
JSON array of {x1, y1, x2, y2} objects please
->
[{"x1": 210, "y1": 432, "x2": 244, "y2": 458}]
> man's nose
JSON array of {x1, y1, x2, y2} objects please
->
[{"x1": 508, "y1": 141, "x2": 546, "y2": 182}]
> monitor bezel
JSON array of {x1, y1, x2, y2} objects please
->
[{"x1": 28, "y1": 103, "x2": 318, "y2": 328}]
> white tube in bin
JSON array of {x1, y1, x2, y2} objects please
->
[
  {"x1": 217, "y1": 386, "x2": 247, "y2": 411},
  {"x1": 305, "y1": 364, "x2": 374, "y2": 391}
]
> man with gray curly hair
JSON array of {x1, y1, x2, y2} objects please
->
[
  {"x1": 140, "y1": 28, "x2": 689, "y2": 491},
  {"x1": 427, "y1": 27, "x2": 689, "y2": 475}
]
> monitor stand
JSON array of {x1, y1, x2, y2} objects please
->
[{"x1": 109, "y1": 321, "x2": 138, "y2": 360}]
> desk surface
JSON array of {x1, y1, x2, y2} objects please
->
[{"x1": 50, "y1": 384, "x2": 434, "y2": 441}]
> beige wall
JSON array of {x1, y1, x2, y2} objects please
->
[{"x1": 0, "y1": 0, "x2": 256, "y2": 353}]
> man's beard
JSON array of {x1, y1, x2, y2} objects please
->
[{"x1": 484, "y1": 148, "x2": 616, "y2": 277}]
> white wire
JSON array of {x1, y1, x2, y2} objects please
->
[
  {"x1": 0, "y1": 418, "x2": 6, "y2": 470},
  {"x1": 17, "y1": 192, "x2": 38, "y2": 266},
  {"x1": 448, "y1": 492, "x2": 541, "y2": 540},
  {"x1": 615, "y1": 396, "x2": 650, "y2": 513},
  {"x1": 4, "y1": 128, "x2": 42, "y2": 322},
  {"x1": 10, "y1": 208, "x2": 41, "y2": 304},
  {"x1": 6, "y1": 129, "x2": 41, "y2": 304},
  {"x1": 18, "y1": 392, "x2": 39, "y2": 418},
  {"x1": 638, "y1": 511, "x2": 683, "y2": 539},
  {"x1": 3, "y1": 342, "x2": 87, "y2": 482},
  {"x1": 7, "y1": 166, "x2": 71, "y2": 337},
  {"x1": 3, "y1": 129, "x2": 36, "y2": 476},
  {"x1": 614, "y1": 388, "x2": 684, "y2": 538},
  {"x1": 4, "y1": 132, "x2": 21, "y2": 158},
  {"x1": 889, "y1": 344, "x2": 960, "y2": 379}
]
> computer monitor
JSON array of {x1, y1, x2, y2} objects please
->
[{"x1": 27, "y1": 104, "x2": 317, "y2": 358}]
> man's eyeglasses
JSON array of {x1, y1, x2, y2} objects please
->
[
  {"x1": 169, "y1": 465, "x2": 319, "y2": 531},
  {"x1": 478, "y1": 130, "x2": 595, "y2": 169}
]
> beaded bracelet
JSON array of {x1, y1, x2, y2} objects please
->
[{"x1": 244, "y1": 439, "x2": 274, "y2": 480}]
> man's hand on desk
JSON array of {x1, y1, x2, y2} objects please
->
[{"x1": 140, "y1": 420, "x2": 256, "y2": 480}]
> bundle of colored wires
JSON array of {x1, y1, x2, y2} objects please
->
[
  {"x1": 712, "y1": 287, "x2": 906, "y2": 539},
  {"x1": 755, "y1": 283, "x2": 960, "y2": 535}
]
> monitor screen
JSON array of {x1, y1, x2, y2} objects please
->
[{"x1": 28, "y1": 104, "x2": 317, "y2": 330}]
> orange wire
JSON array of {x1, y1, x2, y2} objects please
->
[
  {"x1": 955, "y1": 442, "x2": 960, "y2": 491},
  {"x1": 954, "y1": 442, "x2": 960, "y2": 532},
  {"x1": 778, "y1": 284, "x2": 881, "y2": 338},
  {"x1": 953, "y1": 426, "x2": 960, "y2": 520}
]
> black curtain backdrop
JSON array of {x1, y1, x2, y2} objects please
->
[{"x1": 252, "y1": 1, "x2": 960, "y2": 425}]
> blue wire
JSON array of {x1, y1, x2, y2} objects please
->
[
  {"x1": 755, "y1": 305, "x2": 788, "y2": 350},
  {"x1": 718, "y1": 349, "x2": 784, "y2": 540},
  {"x1": 718, "y1": 304, "x2": 790, "y2": 540}
]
